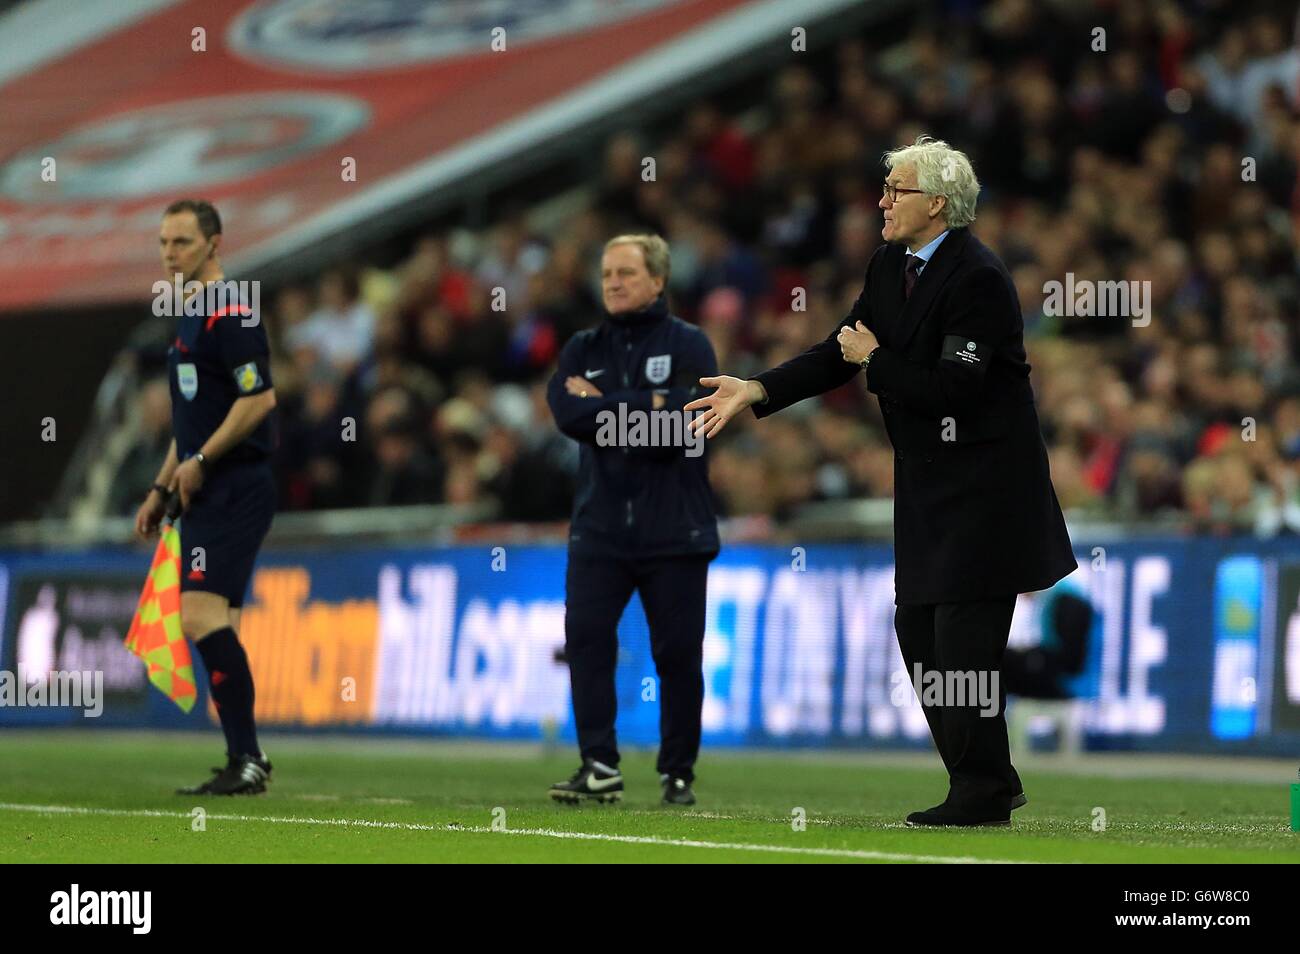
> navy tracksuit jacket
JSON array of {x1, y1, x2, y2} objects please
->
[{"x1": 546, "y1": 293, "x2": 720, "y2": 559}]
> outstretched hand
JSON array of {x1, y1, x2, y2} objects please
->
[{"x1": 684, "y1": 375, "x2": 762, "y2": 439}]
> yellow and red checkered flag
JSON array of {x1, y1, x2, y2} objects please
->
[{"x1": 124, "y1": 503, "x2": 197, "y2": 712}]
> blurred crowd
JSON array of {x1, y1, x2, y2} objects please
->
[{"x1": 113, "y1": 0, "x2": 1300, "y2": 537}]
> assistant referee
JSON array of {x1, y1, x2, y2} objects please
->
[{"x1": 133, "y1": 199, "x2": 278, "y2": 796}]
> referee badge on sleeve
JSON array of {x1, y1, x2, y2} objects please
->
[{"x1": 233, "y1": 361, "x2": 263, "y2": 393}]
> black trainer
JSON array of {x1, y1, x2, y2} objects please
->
[
  {"x1": 177, "y1": 753, "x2": 273, "y2": 796},
  {"x1": 549, "y1": 759, "x2": 623, "y2": 804},
  {"x1": 660, "y1": 775, "x2": 696, "y2": 806}
]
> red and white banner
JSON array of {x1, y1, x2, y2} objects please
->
[{"x1": 0, "y1": 0, "x2": 782, "y2": 311}]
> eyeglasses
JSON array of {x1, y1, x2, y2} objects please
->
[{"x1": 882, "y1": 181, "x2": 926, "y2": 203}]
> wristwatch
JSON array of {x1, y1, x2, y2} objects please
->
[
  {"x1": 193, "y1": 451, "x2": 211, "y2": 476},
  {"x1": 860, "y1": 347, "x2": 879, "y2": 371}
]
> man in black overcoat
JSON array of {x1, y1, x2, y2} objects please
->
[{"x1": 686, "y1": 137, "x2": 1077, "y2": 826}]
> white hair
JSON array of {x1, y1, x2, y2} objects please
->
[{"x1": 883, "y1": 136, "x2": 980, "y2": 228}]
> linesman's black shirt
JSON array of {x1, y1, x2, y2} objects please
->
[{"x1": 167, "y1": 295, "x2": 275, "y2": 465}]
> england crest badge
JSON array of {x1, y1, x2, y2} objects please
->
[{"x1": 645, "y1": 354, "x2": 672, "y2": 385}]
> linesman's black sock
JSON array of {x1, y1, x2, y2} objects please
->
[{"x1": 195, "y1": 626, "x2": 261, "y2": 759}]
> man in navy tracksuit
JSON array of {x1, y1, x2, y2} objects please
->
[{"x1": 546, "y1": 234, "x2": 719, "y2": 806}]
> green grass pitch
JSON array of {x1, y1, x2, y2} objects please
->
[{"x1": 0, "y1": 731, "x2": 1295, "y2": 863}]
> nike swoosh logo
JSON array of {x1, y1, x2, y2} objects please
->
[
  {"x1": 584, "y1": 369, "x2": 606, "y2": 378},
  {"x1": 585, "y1": 773, "x2": 621, "y2": 790}
]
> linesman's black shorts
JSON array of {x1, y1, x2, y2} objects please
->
[{"x1": 179, "y1": 461, "x2": 276, "y2": 608}]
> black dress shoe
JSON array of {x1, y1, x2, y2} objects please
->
[
  {"x1": 1010, "y1": 792, "x2": 1028, "y2": 811},
  {"x1": 906, "y1": 803, "x2": 1010, "y2": 827}
]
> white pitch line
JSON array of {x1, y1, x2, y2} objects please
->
[
  {"x1": 0, "y1": 802, "x2": 1031, "y2": 864},
  {"x1": 294, "y1": 794, "x2": 415, "y2": 806}
]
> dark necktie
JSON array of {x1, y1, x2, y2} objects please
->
[{"x1": 904, "y1": 253, "x2": 923, "y2": 300}]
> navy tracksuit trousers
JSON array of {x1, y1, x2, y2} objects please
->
[{"x1": 564, "y1": 551, "x2": 711, "y2": 783}]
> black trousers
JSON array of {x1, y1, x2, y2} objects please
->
[
  {"x1": 564, "y1": 551, "x2": 710, "y2": 782},
  {"x1": 894, "y1": 597, "x2": 1022, "y2": 810}
]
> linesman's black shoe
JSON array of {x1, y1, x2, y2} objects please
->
[
  {"x1": 660, "y1": 775, "x2": 696, "y2": 806},
  {"x1": 1010, "y1": 792, "x2": 1028, "y2": 811},
  {"x1": 549, "y1": 760, "x2": 623, "y2": 804},
  {"x1": 177, "y1": 753, "x2": 273, "y2": 796}
]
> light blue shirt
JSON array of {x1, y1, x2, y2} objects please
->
[{"x1": 907, "y1": 230, "x2": 950, "y2": 275}]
